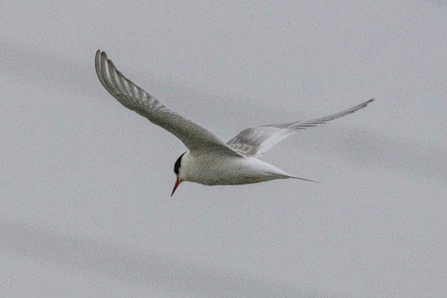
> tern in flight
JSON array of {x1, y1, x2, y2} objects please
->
[{"x1": 95, "y1": 50, "x2": 374, "y2": 196}]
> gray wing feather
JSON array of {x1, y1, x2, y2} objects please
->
[
  {"x1": 227, "y1": 99, "x2": 374, "y2": 157},
  {"x1": 95, "y1": 50, "x2": 241, "y2": 157}
]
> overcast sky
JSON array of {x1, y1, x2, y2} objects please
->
[{"x1": 2, "y1": 1, "x2": 447, "y2": 297}]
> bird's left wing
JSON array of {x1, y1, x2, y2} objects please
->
[
  {"x1": 227, "y1": 99, "x2": 374, "y2": 157},
  {"x1": 95, "y1": 50, "x2": 241, "y2": 157}
]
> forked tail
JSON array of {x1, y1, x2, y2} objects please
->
[
  {"x1": 290, "y1": 175, "x2": 319, "y2": 183},
  {"x1": 270, "y1": 172, "x2": 318, "y2": 183}
]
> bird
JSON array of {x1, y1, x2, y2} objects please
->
[{"x1": 95, "y1": 50, "x2": 374, "y2": 196}]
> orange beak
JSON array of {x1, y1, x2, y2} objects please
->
[{"x1": 171, "y1": 174, "x2": 181, "y2": 197}]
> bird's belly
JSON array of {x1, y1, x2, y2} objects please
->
[
  {"x1": 194, "y1": 173, "x2": 276, "y2": 186},
  {"x1": 185, "y1": 157, "x2": 282, "y2": 186},
  {"x1": 199, "y1": 174, "x2": 276, "y2": 186}
]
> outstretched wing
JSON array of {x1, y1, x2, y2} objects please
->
[
  {"x1": 95, "y1": 50, "x2": 241, "y2": 157},
  {"x1": 227, "y1": 99, "x2": 374, "y2": 157}
]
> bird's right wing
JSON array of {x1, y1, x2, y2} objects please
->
[
  {"x1": 227, "y1": 99, "x2": 374, "y2": 157},
  {"x1": 95, "y1": 50, "x2": 241, "y2": 157}
]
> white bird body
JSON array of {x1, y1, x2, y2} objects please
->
[
  {"x1": 180, "y1": 151, "x2": 294, "y2": 186},
  {"x1": 94, "y1": 50, "x2": 374, "y2": 195}
]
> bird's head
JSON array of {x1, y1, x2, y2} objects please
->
[{"x1": 171, "y1": 152, "x2": 186, "y2": 196}]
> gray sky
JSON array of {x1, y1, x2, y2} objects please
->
[{"x1": 2, "y1": 1, "x2": 446, "y2": 297}]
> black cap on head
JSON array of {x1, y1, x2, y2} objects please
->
[{"x1": 174, "y1": 152, "x2": 186, "y2": 175}]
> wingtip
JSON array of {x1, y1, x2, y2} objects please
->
[
  {"x1": 95, "y1": 50, "x2": 108, "y2": 62},
  {"x1": 95, "y1": 49, "x2": 103, "y2": 63},
  {"x1": 95, "y1": 49, "x2": 103, "y2": 64},
  {"x1": 363, "y1": 98, "x2": 375, "y2": 107},
  {"x1": 354, "y1": 98, "x2": 374, "y2": 111}
]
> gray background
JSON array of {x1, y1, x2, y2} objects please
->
[{"x1": 2, "y1": 1, "x2": 446, "y2": 297}]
